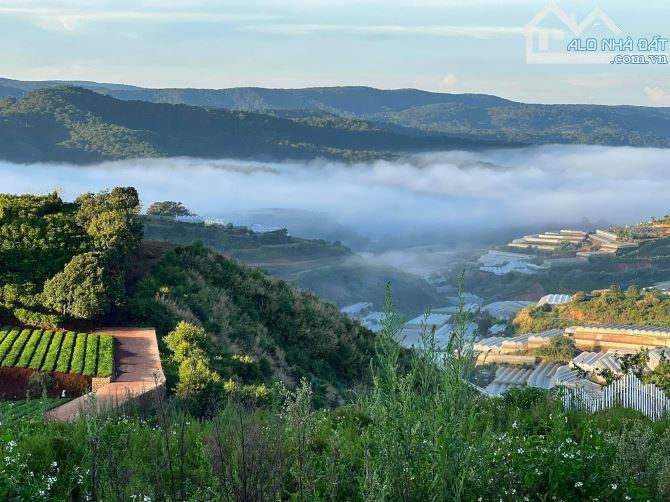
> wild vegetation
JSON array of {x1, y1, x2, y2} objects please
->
[
  {"x1": 514, "y1": 286, "x2": 670, "y2": 334},
  {"x1": 129, "y1": 243, "x2": 375, "y2": 408},
  {"x1": 2, "y1": 298, "x2": 670, "y2": 500}
]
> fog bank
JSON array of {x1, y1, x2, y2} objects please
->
[{"x1": 1, "y1": 145, "x2": 668, "y2": 249}]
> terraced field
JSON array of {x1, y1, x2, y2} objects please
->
[{"x1": 0, "y1": 326, "x2": 114, "y2": 378}]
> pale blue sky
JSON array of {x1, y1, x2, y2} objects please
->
[{"x1": 1, "y1": 0, "x2": 669, "y2": 105}]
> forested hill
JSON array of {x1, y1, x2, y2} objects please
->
[
  {"x1": 0, "y1": 86, "x2": 497, "y2": 164},
  {"x1": 2, "y1": 77, "x2": 670, "y2": 147}
]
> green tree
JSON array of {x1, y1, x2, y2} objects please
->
[
  {"x1": 41, "y1": 252, "x2": 122, "y2": 319},
  {"x1": 146, "y1": 201, "x2": 196, "y2": 217},
  {"x1": 164, "y1": 321, "x2": 219, "y2": 400}
]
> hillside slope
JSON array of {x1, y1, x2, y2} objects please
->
[
  {"x1": 2, "y1": 78, "x2": 669, "y2": 147},
  {"x1": 0, "y1": 86, "x2": 497, "y2": 164},
  {"x1": 129, "y1": 243, "x2": 375, "y2": 406}
]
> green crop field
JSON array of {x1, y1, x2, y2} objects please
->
[
  {"x1": 0, "y1": 326, "x2": 114, "y2": 378},
  {"x1": 0, "y1": 398, "x2": 71, "y2": 422}
]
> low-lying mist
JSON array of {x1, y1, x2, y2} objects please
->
[{"x1": 1, "y1": 144, "x2": 668, "y2": 251}]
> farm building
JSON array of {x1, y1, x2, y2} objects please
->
[
  {"x1": 537, "y1": 294, "x2": 572, "y2": 307},
  {"x1": 477, "y1": 250, "x2": 536, "y2": 267},
  {"x1": 479, "y1": 260, "x2": 549, "y2": 276},
  {"x1": 570, "y1": 351, "x2": 622, "y2": 374},
  {"x1": 566, "y1": 324, "x2": 670, "y2": 351},
  {"x1": 481, "y1": 300, "x2": 534, "y2": 320},
  {"x1": 508, "y1": 229, "x2": 587, "y2": 252},
  {"x1": 474, "y1": 328, "x2": 563, "y2": 354},
  {"x1": 482, "y1": 362, "x2": 600, "y2": 396},
  {"x1": 589, "y1": 229, "x2": 638, "y2": 253}
]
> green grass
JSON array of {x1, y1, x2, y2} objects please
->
[{"x1": 96, "y1": 334, "x2": 114, "y2": 377}]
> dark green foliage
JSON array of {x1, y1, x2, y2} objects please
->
[
  {"x1": 531, "y1": 335, "x2": 576, "y2": 363},
  {"x1": 42, "y1": 252, "x2": 124, "y2": 320},
  {"x1": 12, "y1": 308, "x2": 62, "y2": 329},
  {"x1": 55, "y1": 332, "x2": 76, "y2": 373},
  {"x1": 146, "y1": 201, "x2": 196, "y2": 217},
  {"x1": 130, "y1": 243, "x2": 375, "y2": 406},
  {"x1": 0, "y1": 87, "x2": 494, "y2": 164},
  {"x1": 0, "y1": 187, "x2": 141, "y2": 322},
  {"x1": 69, "y1": 333, "x2": 87, "y2": 374},
  {"x1": 41, "y1": 331, "x2": 63, "y2": 371},
  {"x1": 82, "y1": 334, "x2": 99, "y2": 376},
  {"x1": 28, "y1": 330, "x2": 52, "y2": 369},
  {"x1": 15, "y1": 329, "x2": 42, "y2": 368}
]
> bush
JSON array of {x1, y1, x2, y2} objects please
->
[
  {"x1": 55, "y1": 331, "x2": 76, "y2": 373},
  {"x1": 16, "y1": 330, "x2": 43, "y2": 368},
  {"x1": 26, "y1": 371, "x2": 56, "y2": 398},
  {"x1": 12, "y1": 308, "x2": 62, "y2": 329},
  {"x1": 2, "y1": 329, "x2": 31, "y2": 367},
  {"x1": 41, "y1": 330, "x2": 63, "y2": 371},
  {"x1": 69, "y1": 333, "x2": 88, "y2": 374},
  {"x1": 0, "y1": 329, "x2": 18, "y2": 361},
  {"x1": 83, "y1": 335, "x2": 99, "y2": 376},
  {"x1": 96, "y1": 334, "x2": 114, "y2": 378},
  {"x1": 28, "y1": 331, "x2": 52, "y2": 369}
]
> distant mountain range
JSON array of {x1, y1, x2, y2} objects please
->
[
  {"x1": 1, "y1": 77, "x2": 670, "y2": 164},
  {"x1": 0, "y1": 86, "x2": 498, "y2": 164}
]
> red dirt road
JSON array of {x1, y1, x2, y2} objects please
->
[{"x1": 47, "y1": 327, "x2": 165, "y2": 422}]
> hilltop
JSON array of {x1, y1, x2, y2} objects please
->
[
  {"x1": 0, "y1": 189, "x2": 376, "y2": 405},
  {"x1": 2, "y1": 77, "x2": 670, "y2": 148},
  {"x1": 0, "y1": 86, "x2": 498, "y2": 164}
]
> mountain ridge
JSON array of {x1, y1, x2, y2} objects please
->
[{"x1": 2, "y1": 77, "x2": 669, "y2": 149}]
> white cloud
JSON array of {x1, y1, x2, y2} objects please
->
[
  {"x1": 441, "y1": 73, "x2": 458, "y2": 90},
  {"x1": 240, "y1": 23, "x2": 526, "y2": 39},
  {"x1": 1, "y1": 145, "x2": 668, "y2": 244},
  {"x1": 644, "y1": 86, "x2": 670, "y2": 106}
]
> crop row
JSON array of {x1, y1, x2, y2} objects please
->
[{"x1": 0, "y1": 325, "x2": 114, "y2": 378}]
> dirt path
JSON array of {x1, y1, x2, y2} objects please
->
[{"x1": 47, "y1": 327, "x2": 165, "y2": 422}]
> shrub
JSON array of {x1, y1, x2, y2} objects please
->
[
  {"x1": 41, "y1": 330, "x2": 63, "y2": 371},
  {"x1": 69, "y1": 333, "x2": 88, "y2": 374},
  {"x1": 0, "y1": 329, "x2": 19, "y2": 363},
  {"x1": 29, "y1": 331, "x2": 52, "y2": 369},
  {"x1": 12, "y1": 308, "x2": 62, "y2": 329},
  {"x1": 83, "y1": 334, "x2": 99, "y2": 376},
  {"x1": 55, "y1": 331, "x2": 76, "y2": 373},
  {"x1": 16, "y1": 330, "x2": 43, "y2": 368},
  {"x1": 96, "y1": 334, "x2": 114, "y2": 378},
  {"x1": 26, "y1": 372, "x2": 56, "y2": 398},
  {"x1": 2, "y1": 329, "x2": 31, "y2": 367}
]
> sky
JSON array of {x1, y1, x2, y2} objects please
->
[{"x1": 1, "y1": 0, "x2": 669, "y2": 105}]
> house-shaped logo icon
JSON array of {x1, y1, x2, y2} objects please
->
[{"x1": 525, "y1": 1, "x2": 622, "y2": 64}]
